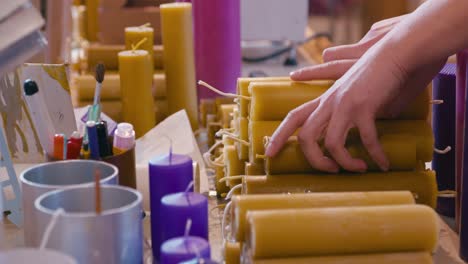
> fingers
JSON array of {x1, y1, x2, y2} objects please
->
[
  {"x1": 298, "y1": 107, "x2": 339, "y2": 173},
  {"x1": 265, "y1": 100, "x2": 319, "y2": 157},
  {"x1": 355, "y1": 116, "x2": 389, "y2": 171},
  {"x1": 324, "y1": 112, "x2": 367, "y2": 172},
  {"x1": 323, "y1": 33, "x2": 385, "y2": 62},
  {"x1": 290, "y1": 60, "x2": 356, "y2": 81}
]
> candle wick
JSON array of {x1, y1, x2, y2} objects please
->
[
  {"x1": 139, "y1": 22, "x2": 151, "y2": 28},
  {"x1": 216, "y1": 131, "x2": 250, "y2": 146},
  {"x1": 430, "y1": 99, "x2": 444, "y2": 105},
  {"x1": 221, "y1": 201, "x2": 232, "y2": 241},
  {"x1": 438, "y1": 190, "x2": 457, "y2": 198},
  {"x1": 131, "y1": 37, "x2": 148, "y2": 51},
  {"x1": 225, "y1": 184, "x2": 243, "y2": 200},
  {"x1": 198, "y1": 80, "x2": 251, "y2": 100},
  {"x1": 434, "y1": 146, "x2": 451, "y2": 154},
  {"x1": 184, "y1": 218, "x2": 192, "y2": 237}
]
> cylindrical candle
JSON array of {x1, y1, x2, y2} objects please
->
[
  {"x1": 192, "y1": 0, "x2": 241, "y2": 101},
  {"x1": 125, "y1": 25, "x2": 154, "y2": 72},
  {"x1": 160, "y1": 192, "x2": 208, "y2": 242},
  {"x1": 237, "y1": 117, "x2": 249, "y2": 160},
  {"x1": 85, "y1": 0, "x2": 98, "y2": 41},
  {"x1": 215, "y1": 157, "x2": 230, "y2": 197},
  {"x1": 247, "y1": 252, "x2": 432, "y2": 264},
  {"x1": 149, "y1": 153, "x2": 193, "y2": 258},
  {"x1": 432, "y1": 63, "x2": 456, "y2": 217},
  {"x1": 224, "y1": 145, "x2": 244, "y2": 187},
  {"x1": 245, "y1": 205, "x2": 438, "y2": 258},
  {"x1": 245, "y1": 162, "x2": 264, "y2": 176},
  {"x1": 160, "y1": 3, "x2": 198, "y2": 130},
  {"x1": 218, "y1": 104, "x2": 237, "y2": 129},
  {"x1": 231, "y1": 191, "x2": 415, "y2": 242},
  {"x1": 224, "y1": 241, "x2": 241, "y2": 264},
  {"x1": 118, "y1": 50, "x2": 156, "y2": 137},
  {"x1": 264, "y1": 134, "x2": 420, "y2": 174},
  {"x1": 160, "y1": 236, "x2": 210, "y2": 264},
  {"x1": 237, "y1": 77, "x2": 291, "y2": 118},
  {"x1": 242, "y1": 170, "x2": 437, "y2": 208}
]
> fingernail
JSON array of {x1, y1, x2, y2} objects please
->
[
  {"x1": 265, "y1": 145, "x2": 273, "y2": 157},
  {"x1": 289, "y1": 71, "x2": 299, "y2": 77}
]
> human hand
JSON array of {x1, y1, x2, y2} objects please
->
[{"x1": 265, "y1": 16, "x2": 446, "y2": 173}]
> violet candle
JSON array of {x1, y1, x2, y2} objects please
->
[
  {"x1": 432, "y1": 63, "x2": 456, "y2": 217},
  {"x1": 149, "y1": 153, "x2": 193, "y2": 259},
  {"x1": 160, "y1": 236, "x2": 210, "y2": 264},
  {"x1": 192, "y1": 0, "x2": 241, "y2": 101},
  {"x1": 460, "y1": 52, "x2": 468, "y2": 261},
  {"x1": 160, "y1": 192, "x2": 208, "y2": 243}
]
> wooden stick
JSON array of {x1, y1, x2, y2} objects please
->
[{"x1": 95, "y1": 169, "x2": 102, "y2": 214}]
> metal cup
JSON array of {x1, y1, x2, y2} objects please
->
[
  {"x1": 34, "y1": 185, "x2": 143, "y2": 264},
  {"x1": 20, "y1": 160, "x2": 118, "y2": 246},
  {"x1": 0, "y1": 248, "x2": 77, "y2": 263}
]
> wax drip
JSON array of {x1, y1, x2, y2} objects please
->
[
  {"x1": 221, "y1": 201, "x2": 232, "y2": 241},
  {"x1": 225, "y1": 184, "x2": 243, "y2": 200},
  {"x1": 218, "y1": 175, "x2": 244, "y2": 183},
  {"x1": 434, "y1": 146, "x2": 451, "y2": 154},
  {"x1": 198, "y1": 80, "x2": 251, "y2": 100},
  {"x1": 430, "y1": 99, "x2": 444, "y2": 105},
  {"x1": 438, "y1": 190, "x2": 457, "y2": 198},
  {"x1": 131, "y1": 37, "x2": 148, "y2": 51},
  {"x1": 39, "y1": 208, "x2": 64, "y2": 250}
]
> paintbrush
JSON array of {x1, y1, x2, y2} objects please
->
[
  {"x1": 87, "y1": 63, "x2": 105, "y2": 122},
  {"x1": 95, "y1": 169, "x2": 102, "y2": 214}
]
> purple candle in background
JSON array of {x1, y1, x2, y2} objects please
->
[
  {"x1": 149, "y1": 153, "x2": 193, "y2": 259},
  {"x1": 160, "y1": 192, "x2": 208, "y2": 242},
  {"x1": 160, "y1": 236, "x2": 211, "y2": 264},
  {"x1": 460, "y1": 53, "x2": 468, "y2": 261},
  {"x1": 192, "y1": 0, "x2": 241, "y2": 101},
  {"x1": 456, "y1": 50, "x2": 468, "y2": 231},
  {"x1": 432, "y1": 63, "x2": 456, "y2": 217}
]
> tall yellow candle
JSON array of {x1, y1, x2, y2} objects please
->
[
  {"x1": 125, "y1": 25, "x2": 154, "y2": 72},
  {"x1": 237, "y1": 117, "x2": 249, "y2": 160},
  {"x1": 249, "y1": 252, "x2": 433, "y2": 264},
  {"x1": 224, "y1": 241, "x2": 241, "y2": 264},
  {"x1": 241, "y1": 170, "x2": 437, "y2": 208},
  {"x1": 245, "y1": 162, "x2": 264, "y2": 175},
  {"x1": 215, "y1": 155, "x2": 230, "y2": 196},
  {"x1": 237, "y1": 77, "x2": 291, "y2": 117},
  {"x1": 263, "y1": 134, "x2": 421, "y2": 174},
  {"x1": 160, "y1": 3, "x2": 198, "y2": 129},
  {"x1": 86, "y1": 0, "x2": 99, "y2": 41},
  {"x1": 224, "y1": 145, "x2": 244, "y2": 187},
  {"x1": 245, "y1": 205, "x2": 438, "y2": 258},
  {"x1": 231, "y1": 191, "x2": 415, "y2": 242},
  {"x1": 118, "y1": 50, "x2": 156, "y2": 137}
]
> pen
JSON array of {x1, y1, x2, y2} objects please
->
[
  {"x1": 87, "y1": 121, "x2": 100, "y2": 160},
  {"x1": 113, "y1": 123, "x2": 135, "y2": 155},
  {"x1": 96, "y1": 120, "x2": 111, "y2": 158},
  {"x1": 23, "y1": 79, "x2": 56, "y2": 156}
]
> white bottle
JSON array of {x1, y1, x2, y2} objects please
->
[{"x1": 113, "y1": 123, "x2": 135, "y2": 155}]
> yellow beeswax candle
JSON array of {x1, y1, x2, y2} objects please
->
[
  {"x1": 125, "y1": 25, "x2": 154, "y2": 72},
  {"x1": 231, "y1": 191, "x2": 415, "y2": 242},
  {"x1": 249, "y1": 81, "x2": 429, "y2": 121},
  {"x1": 224, "y1": 145, "x2": 244, "y2": 187},
  {"x1": 249, "y1": 81, "x2": 332, "y2": 121},
  {"x1": 118, "y1": 50, "x2": 156, "y2": 137},
  {"x1": 245, "y1": 205, "x2": 438, "y2": 258},
  {"x1": 207, "y1": 122, "x2": 221, "y2": 147},
  {"x1": 237, "y1": 77, "x2": 291, "y2": 117},
  {"x1": 237, "y1": 117, "x2": 249, "y2": 161},
  {"x1": 223, "y1": 134, "x2": 235, "y2": 146},
  {"x1": 250, "y1": 120, "x2": 433, "y2": 164},
  {"x1": 160, "y1": 3, "x2": 198, "y2": 129},
  {"x1": 248, "y1": 252, "x2": 432, "y2": 264},
  {"x1": 241, "y1": 170, "x2": 437, "y2": 208},
  {"x1": 224, "y1": 241, "x2": 241, "y2": 264},
  {"x1": 215, "y1": 155, "x2": 230, "y2": 196},
  {"x1": 86, "y1": 0, "x2": 98, "y2": 42},
  {"x1": 86, "y1": 44, "x2": 164, "y2": 71},
  {"x1": 264, "y1": 134, "x2": 420, "y2": 174},
  {"x1": 218, "y1": 104, "x2": 237, "y2": 129},
  {"x1": 200, "y1": 99, "x2": 216, "y2": 127},
  {"x1": 245, "y1": 162, "x2": 265, "y2": 175},
  {"x1": 73, "y1": 72, "x2": 166, "y2": 100}
]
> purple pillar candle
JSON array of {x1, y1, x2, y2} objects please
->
[
  {"x1": 160, "y1": 236, "x2": 210, "y2": 264},
  {"x1": 192, "y1": 0, "x2": 241, "y2": 101},
  {"x1": 432, "y1": 63, "x2": 456, "y2": 217},
  {"x1": 149, "y1": 153, "x2": 193, "y2": 259},
  {"x1": 456, "y1": 50, "x2": 468, "y2": 231},
  {"x1": 160, "y1": 192, "x2": 208, "y2": 242}
]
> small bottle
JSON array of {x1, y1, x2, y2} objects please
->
[
  {"x1": 113, "y1": 123, "x2": 135, "y2": 155},
  {"x1": 66, "y1": 131, "x2": 82, "y2": 159}
]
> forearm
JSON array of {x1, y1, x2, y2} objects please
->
[{"x1": 371, "y1": 0, "x2": 468, "y2": 73}]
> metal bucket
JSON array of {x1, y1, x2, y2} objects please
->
[
  {"x1": 0, "y1": 248, "x2": 77, "y2": 263},
  {"x1": 34, "y1": 185, "x2": 143, "y2": 264},
  {"x1": 20, "y1": 160, "x2": 118, "y2": 246}
]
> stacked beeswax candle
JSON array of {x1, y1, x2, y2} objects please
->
[{"x1": 201, "y1": 77, "x2": 438, "y2": 263}]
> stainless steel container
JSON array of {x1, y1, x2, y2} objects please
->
[
  {"x1": 20, "y1": 160, "x2": 118, "y2": 246},
  {"x1": 34, "y1": 185, "x2": 143, "y2": 264},
  {"x1": 0, "y1": 248, "x2": 77, "y2": 263}
]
